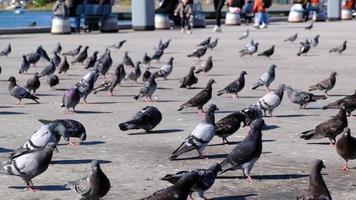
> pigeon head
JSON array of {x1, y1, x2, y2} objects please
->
[
  {"x1": 84, "y1": 46, "x2": 89, "y2": 50},
  {"x1": 344, "y1": 40, "x2": 347, "y2": 44},
  {"x1": 190, "y1": 66, "x2": 196, "y2": 71},
  {"x1": 250, "y1": 118, "x2": 266, "y2": 131},
  {"x1": 255, "y1": 42, "x2": 259, "y2": 47},
  {"x1": 342, "y1": 127, "x2": 351, "y2": 137},
  {"x1": 207, "y1": 79, "x2": 216, "y2": 85},
  {"x1": 93, "y1": 51, "x2": 99, "y2": 56},
  {"x1": 207, "y1": 104, "x2": 219, "y2": 112},
  {"x1": 135, "y1": 61, "x2": 141, "y2": 68},
  {"x1": 22, "y1": 55, "x2": 27, "y2": 59},
  {"x1": 311, "y1": 159, "x2": 326, "y2": 173},
  {"x1": 7, "y1": 76, "x2": 16, "y2": 83},
  {"x1": 34, "y1": 72, "x2": 40, "y2": 78},
  {"x1": 268, "y1": 64, "x2": 277, "y2": 72},
  {"x1": 331, "y1": 71, "x2": 337, "y2": 77},
  {"x1": 78, "y1": 45, "x2": 82, "y2": 49},
  {"x1": 124, "y1": 51, "x2": 129, "y2": 56},
  {"x1": 169, "y1": 57, "x2": 174, "y2": 62},
  {"x1": 240, "y1": 71, "x2": 247, "y2": 76},
  {"x1": 91, "y1": 159, "x2": 101, "y2": 172}
]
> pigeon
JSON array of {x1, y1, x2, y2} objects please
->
[
  {"x1": 123, "y1": 51, "x2": 134, "y2": 67},
  {"x1": 215, "y1": 111, "x2": 246, "y2": 144},
  {"x1": 38, "y1": 119, "x2": 86, "y2": 146},
  {"x1": 62, "y1": 45, "x2": 82, "y2": 57},
  {"x1": 142, "y1": 67, "x2": 151, "y2": 83},
  {"x1": 9, "y1": 123, "x2": 69, "y2": 159},
  {"x1": 179, "y1": 66, "x2": 198, "y2": 88},
  {"x1": 322, "y1": 90, "x2": 356, "y2": 116},
  {"x1": 297, "y1": 159, "x2": 332, "y2": 200},
  {"x1": 51, "y1": 42, "x2": 62, "y2": 54},
  {"x1": 157, "y1": 57, "x2": 174, "y2": 80},
  {"x1": 126, "y1": 61, "x2": 142, "y2": 83},
  {"x1": 161, "y1": 163, "x2": 222, "y2": 200},
  {"x1": 58, "y1": 56, "x2": 70, "y2": 74},
  {"x1": 284, "y1": 33, "x2": 298, "y2": 42},
  {"x1": 217, "y1": 71, "x2": 247, "y2": 98},
  {"x1": 252, "y1": 64, "x2": 276, "y2": 91},
  {"x1": 109, "y1": 39, "x2": 126, "y2": 50},
  {"x1": 256, "y1": 84, "x2": 285, "y2": 117},
  {"x1": 0, "y1": 43, "x2": 11, "y2": 56},
  {"x1": 38, "y1": 46, "x2": 51, "y2": 62},
  {"x1": 297, "y1": 39, "x2": 311, "y2": 56},
  {"x1": 257, "y1": 45, "x2": 275, "y2": 59},
  {"x1": 47, "y1": 74, "x2": 59, "y2": 88},
  {"x1": 76, "y1": 70, "x2": 99, "y2": 103},
  {"x1": 241, "y1": 105, "x2": 263, "y2": 126},
  {"x1": 19, "y1": 55, "x2": 30, "y2": 74},
  {"x1": 84, "y1": 51, "x2": 98, "y2": 69},
  {"x1": 66, "y1": 160, "x2": 111, "y2": 200},
  {"x1": 93, "y1": 64, "x2": 126, "y2": 96},
  {"x1": 71, "y1": 46, "x2": 89, "y2": 65},
  {"x1": 219, "y1": 119, "x2": 265, "y2": 181},
  {"x1": 38, "y1": 59, "x2": 56, "y2": 78},
  {"x1": 52, "y1": 52, "x2": 61, "y2": 67},
  {"x1": 197, "y1": 37, "x2": 211, "y2": 46},
  {"x1": 304, "y1": 22, "x2": 313, "y2": 30},
  {"x1": 161, "y1": 39, "x2": 171, "y2": 50},
  {"x1": 1, "y1": 142, "x2": 56, "y2": 192},
  {"x1": 96, "y1": 51, "x2": 113, "y2": 77},
  {"x1": 308, "y1": 71, "x2": 337, "y2": 96},
  {"x1": 119, "y1": 106, "x2": 162, "y2": 133},
  {"x1": 240, "y1": 42, "x2": 259, "y2": 57},
  {"x1": 187, "y1": 46, "x2": 208, "y2": 60},
  {"x1": 8, "y1": 76, "x2": 39, "y2": 104},
  {"x1": 178, "y1": 79, "x2": 215, "y2": 113},
  {"x1": 301, "y1": 107, "x2": 348, "y2": 145},
  {"x1": 329, "y1": 40, "x2": 347, "y2": 54},
  {"x1": 142, "y1": 171, "x2": 199, "y2": 200},
  {"x1": 61, "y1": 87, "x2": 81, "y2": 113},
  {"x1": 151, "y1": 48, "x2": 164, "y2": 62},
  {"x1": 142, "y1": 52, "x2": 152, "y2": 66},
  {"x1": 26, "y1": 48, "x2": 41, "y2": 66},
  {"x1": 207, "y1": 38, "x2": 219, "y2": 50},
  {"x1": 284, "y1": 85, "x2": 327, "y2": 108},
  {"x1": 336, "y1": 128, "x2": 356, "y2": 171},
  {"x1": 239, "y1": 30, "x2": 249, "y2": 40},
  {"x1": 311, "y1": 35, "x2": 320, "y2": 48},
  {"x1": 195, "y1": 56, "x2": 213, "y2": 74},
  {"x1": 26, "y1": 73, "x2": 41, "y2": 94},
  {"x1": 154, "y1": 39, "x2": 163, "y2": 51},
  {"x1": 170, "y1": 104, "x2": 218, "y2": 160},
  {"x1": 134, "y1": 72, "x2": 158, "y2": 102}
]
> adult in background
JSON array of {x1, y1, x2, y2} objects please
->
[
  {"x1": 65, "y1": 0, "x2": 84, "y2": 32},
  {"x1": 213, "y1": 0, "x2": 226, "y2": 32},
  {"x1": 253, "y1": 0, "x2": 271, "y2": 29},
  {"x1": 227, "y1": 0, "x2": 245, "y2": 14}
]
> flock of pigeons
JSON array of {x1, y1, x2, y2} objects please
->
[{"x1": 0, "y1": 22, "x2": 355, "y2": 200}]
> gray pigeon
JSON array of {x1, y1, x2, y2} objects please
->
[
  {"x1": 26, "y1": 47, "x2": 41, "y2": 66},
  {"x1": 119, "y1": 106, "x2": 162, "y2": 133},
  {"x1": 241, "y1": 105, "x2": 263, "y2": 126},
  {"x1": 47, "y1": 74, "x2": 59, "y2": 88},
  {"x1": 71, "y1": 46, "x2": 89, "y2": 65},
  {"x1": 58, "y1": 56, "x2": 70, "y2": 74},
  {"x1": 197, "y1": 37, "x2": 211, "y2": 46},
  {"x1": 151, "y1": 48, "x2": 164, "y2": 62},
  {"x1": 284, "y1": 85, "x2": 326, "y2": 108},
  {"x1": 0, "y1": 43, "x2": 11, "y2": 56},
  {"x1": 257, "y1": 45, "x2": 275, "y2": 59},
  {"x1": 170, "y1": 104, "x2": 218, "y2": 160},
  {"x1": 301, "y1": 107, "x2": 348, "y2": 145},
  {"x1": 297, "y1": 159, "x2": 331, "y2": 200},
  {"x1": 84, "y1": 51, "x2": 98, "y2": 69},
  {"x1": 38, "y1": 59, "x2": 56, "y2": 78},
  {"x1": 38, "y1": 46, "x2": 51, "y2": 62},
  {"x1": 62, "y1": 45, "x2": 82, "y2": 57},
  {"x1": 178, "y1": 79, "x2": 215, "y2": 113},
  {"x1": 157, "y1": 57, "x2": 174, "y2": 80},
  {"x1": 76, "y1": 70, "x2": 99, "y2": 103},
  {"x1": 61, "y1": 87, "x2": 81, "y2": 113},
  {"x1": 195, "y1": 56, "x2": 213, "y2": 74},
  {"x1": 207, "y1": 38, "x2": 219, "y2": 50},
  {"x1": 240, "y1": 42, "x2": 259, "y2": 57},
  {"x1": 38, "y1": 119, "x2": 86, "y2": 146},
  {"x1": 96, "y1": 51, "x2": 113, "y2": 77},
  {"x1": 19, "y1": 55, "x2": 30, "y2": 74},
  {"x1": 305, "y1": 22, "x2": 313, "y2": 30},
  {"x1": 9, "y1": 123, "x2": 69, "y2": 159},
  {"x1": 187, "y1": 46, "x2": 208, "y2": 60},
  {"x1": 256, "y1": 84, "x2": 285, "y2": 116},
  {"x1": 322, "y1": 90, "x2": 356, "y2": 116},
  {"x1": 66, "y1": 160, "x2": 111, "y2": 200},
  {"x1": 126, "y1": 61, "x2": 142, "y2": 83},
  {"x1": 142, "y1": 172, "x2": 199, "y2": 200},
  {"x1": 51, "y1": 42, "x2": 62, "y2": 54},
  {"x1": 219, "y1": 119, "x2": 265, "y2": 181},
  {"x1": 2, "y1": 142, "x2": 56, "y2": 192},
  {"x1": 142, "y1": 67, "x2": 151, "y2": 83},
  {"x1": 123, "y1": 51, "x2": 134, "y2": 67},
  {"x1": 179, "y1": 66, "x2": 198, "y2": 88},
  {"x1": 309, "y1": 72, "x2": 337, "y2": 96},
  {"x1": 336, "y1": 128, "x2": 356, "y2": 171},
  {"x1": 161, "y1": 39, "x2": 171, "y2": 50},
  {"x1": 109, "y1": 39, "x2": 126, "y2": 50},
  {"x1": 329, "y1": 41, "x2": 347, "y2": 54},
  {"x1": 142, "y1": 52, "x2": 152, "y2": 66},
  {"x1": 93, "y1": 64, "x2": 126, "y2": 96},
  {"x1": 284, "y1": 33, "x2": 298, "y2": 42},
  {"x1": 8, "y1": 76, "x2": 39, "y2": 104},
  {"x1": 239, "y1": 30, "x2": 249, "y2": 40},
  {"x1": 161, "y1": 163, "x2": 222, "y2": 200},
  {"x1": 252, "y1": 64, "x2": 276, "y2": 91},
  {"x1": 134, "y1": 72, "x2": 158, "y2": 102},
  {"x1": 217, "y1": 71, "x2": 247, "y2": 98},
  {"x1": 311, "y1": 35, "x2": 320, "y2": 48},
  {"x1": 52, "y1": 52, "x2": 61, "y2": 67},
  {"x1": 26, "y1": 73, "x2": 41, "y2": 94},
  {"x1": 297, "y1": 39, "x2": 311, "y2": 56},
  {"x1": 215, "y1": 111, "x2": 246, "y2": 144}
]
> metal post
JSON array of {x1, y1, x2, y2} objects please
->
[
  {"x1": 132, "y1": 0, "x2": 155, "y2": 31},
  {"x1": 327, "y1": 0, "x2": 342, "y2": 21}
]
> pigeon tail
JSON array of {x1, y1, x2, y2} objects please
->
[
  {"x1": 134, "y1": 95, "x2": 139, "y2": 100},
  {"x1": 217, "y1": 89, "x2": 225, "y2": 96},
  {"x1": 118, "y1": 119, "x2": 141, "y2": 131},
  {"x1": 252, "y1": 83, "x2": 261, "y2": 90},
  {"x1": 38, "y1": 119, "x2": 54, "y2": 125},
  {"x1": 311, "y1": 95, "x2": 327, "y2": 102},
  {"x1": 170, "y1": 142, "x2": 193, "y2": 160},
  {"x1": 300, "y1": 129, "x2": 316, "y2": 140}
]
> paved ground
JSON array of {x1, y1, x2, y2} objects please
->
[{"x1": 0, "y1": 20, "x2": 355, "y2": 200}]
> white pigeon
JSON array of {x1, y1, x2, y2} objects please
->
[
  {"x1": 239, "y1": 30, "x2": 250, "y2": 40},
  {"x1": 157, "y1": 57, "x2": 174, "y2": 80},
  {"x1": 256, "y1": 84, "x2": 285, "y2": 116},
  {"x1": 170, "y1": 104, "x2": 218, "y2": 160}
]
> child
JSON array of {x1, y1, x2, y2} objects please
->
[
  {"x1": 174, "y1": 0, "x2": 193, "y2": 34},
  {"x1": 253, "y1": 0, "x2": 270, "y2": 29}
]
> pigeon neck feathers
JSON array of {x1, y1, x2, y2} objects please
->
[{"x1": 203, "y1": 109, "x2": 216, "y2": 125}]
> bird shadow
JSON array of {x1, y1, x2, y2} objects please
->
[
  {"x1": 87, "y1": 101, "x2": 118, "y2": 105},
  {"x1": 275, "y1": 114, "x2": 319, "y2": 118},
  {"x1": 157, "y1": 87, "x2": 173, "y2": 90},
  {"x1": 238, "y1": 96, "x2": 261, "y2": 99},
  {"x1": 75, "y1": 110, "x2": 112, "y2": 114},
  {"x1": 263, "y1": 125, "x2": 280, "y2": 130},
  {"x1": 205, "y1": 74, "x2": 229, "y2": 77},
  {"x1": 155, "y1": 100, "x2": 179, "y2": 103},
  {"x1": 0, "y1": 106, "x2": 15, "y2": 108},
  {"x1": 186, "y1": 87, "x2": 205, "y2": 90},
  {"x1": 171, "y1": 153, "x2": 228, "y2": 161},
  {"x1": 302, "y1": 107, "x2": 322, "y2": 110},
  {"x1": 216, "y1": 110, "x2": 235, "y2": 114},
  {"x1": 113, "y1": 94, "x2": 135, "y2": 97},
  {"x1": 9, "y1": 185, "x2": 69, "y2": 191},
  {"x1": 0, "y1": 147, "x2": 14, "y2": 153},
  {"x1": 262, "y1": 139, "x2": 276, "y2": 143},
  {"x1": 210, "y1": 194, "x2": 258, "y2": 200},
  {"x1": 306, "y1": 142, "x2": 331, "y2": 145},
  {"x1": 128, "y1": 129, "x2": 184, "y2": 135},
  {"x1": 54, "y1": 88, "x2": 68, "y2": 91},
  {"x1": 217, "y1": 173, "x2": 308, "y2": 180},
  {"x1": 208, "y1": 141, "x2": 240, "y2": 147},
  {"x1": 329, "y1": 94, "x2": 348, "y2": 97},
  {"x1": 0, "y1": 111, "x2": 26, "y2": 115},
  {"x1": 51, "y1": 159, "x2": 111, "y2": 165},
  {"x1": 35, "y1": 93, "x2": 59, "y2": 97},
  {"x1": 58, "y1": 141, "x2": 106, "y2": 146}
]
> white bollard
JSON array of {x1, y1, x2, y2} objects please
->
[
  {"x1": 288, "y1": 4, "x2": 304, "y2": 22},
  {"x1": 341, "y1": 9, "x2": 352, "y2": 20},
  {"x1": 51, "y1": 16, "x2": 71, "y2": 34},
  {"x1": 155, "y1": 14, "x2": 170, "y2": 29},
  {"x1": 225, "y1": 12, "x2": 241, "y2": 25},
  {"x1": 101, "y1": 15, "x2": 119, "y2": 32}
]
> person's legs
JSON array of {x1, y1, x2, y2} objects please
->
[
  {"x1": 213, "y1": 0, "x2": 225, "y2": 31},
  {"x1": 260, "y1": 12, "x2": 268, "y2": 28},
  {"x1": 254, "y1": 12, "x2": 261, "y2": 27},
  {"x1": 180, "y1": 16, "x2": 185, "y2": 33},
  {"x1": 74, "y1": 16, "x2": 81, "y2": 32},
  {"x1": 186, "y1": 16, "x2": 191, "y2": 34}
]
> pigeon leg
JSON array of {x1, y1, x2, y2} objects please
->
[
  {"x1": 198, "y1": 150, "x2": 207, "y2": 159},
  {"x1": 68, "y1": 141, "x2": 80, "y2": 146},
  {"x1": 222, "y1": 138, "x2": 230, "y2": 144},
  {"x1": 266, "y1": 86, "x2": 271, "y2": 91},
  {"x1": 197, "y1": 108, "x2": 205, "y2": 115},
  {"x1": 343, "y1": 161, "x2": 349, "y2": 171},
  {"x1": 25, "y1": 180, "x2": 37, "y2": 192},
  {"x1": 108, "y1": 91, "x2": 113, "y2": 96},
  {"x1": 245, "y1": 175, "x2": 253, "y2": 182},
  {"x1": 189, "y1": 193, "x2": 194, "y2": 200},
  {"x1": 198, "y1": 191, "x2": 208, "y2": 200},
  {"x1": 329, "y1": 140, "x2": 335, "y2": 146}
]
